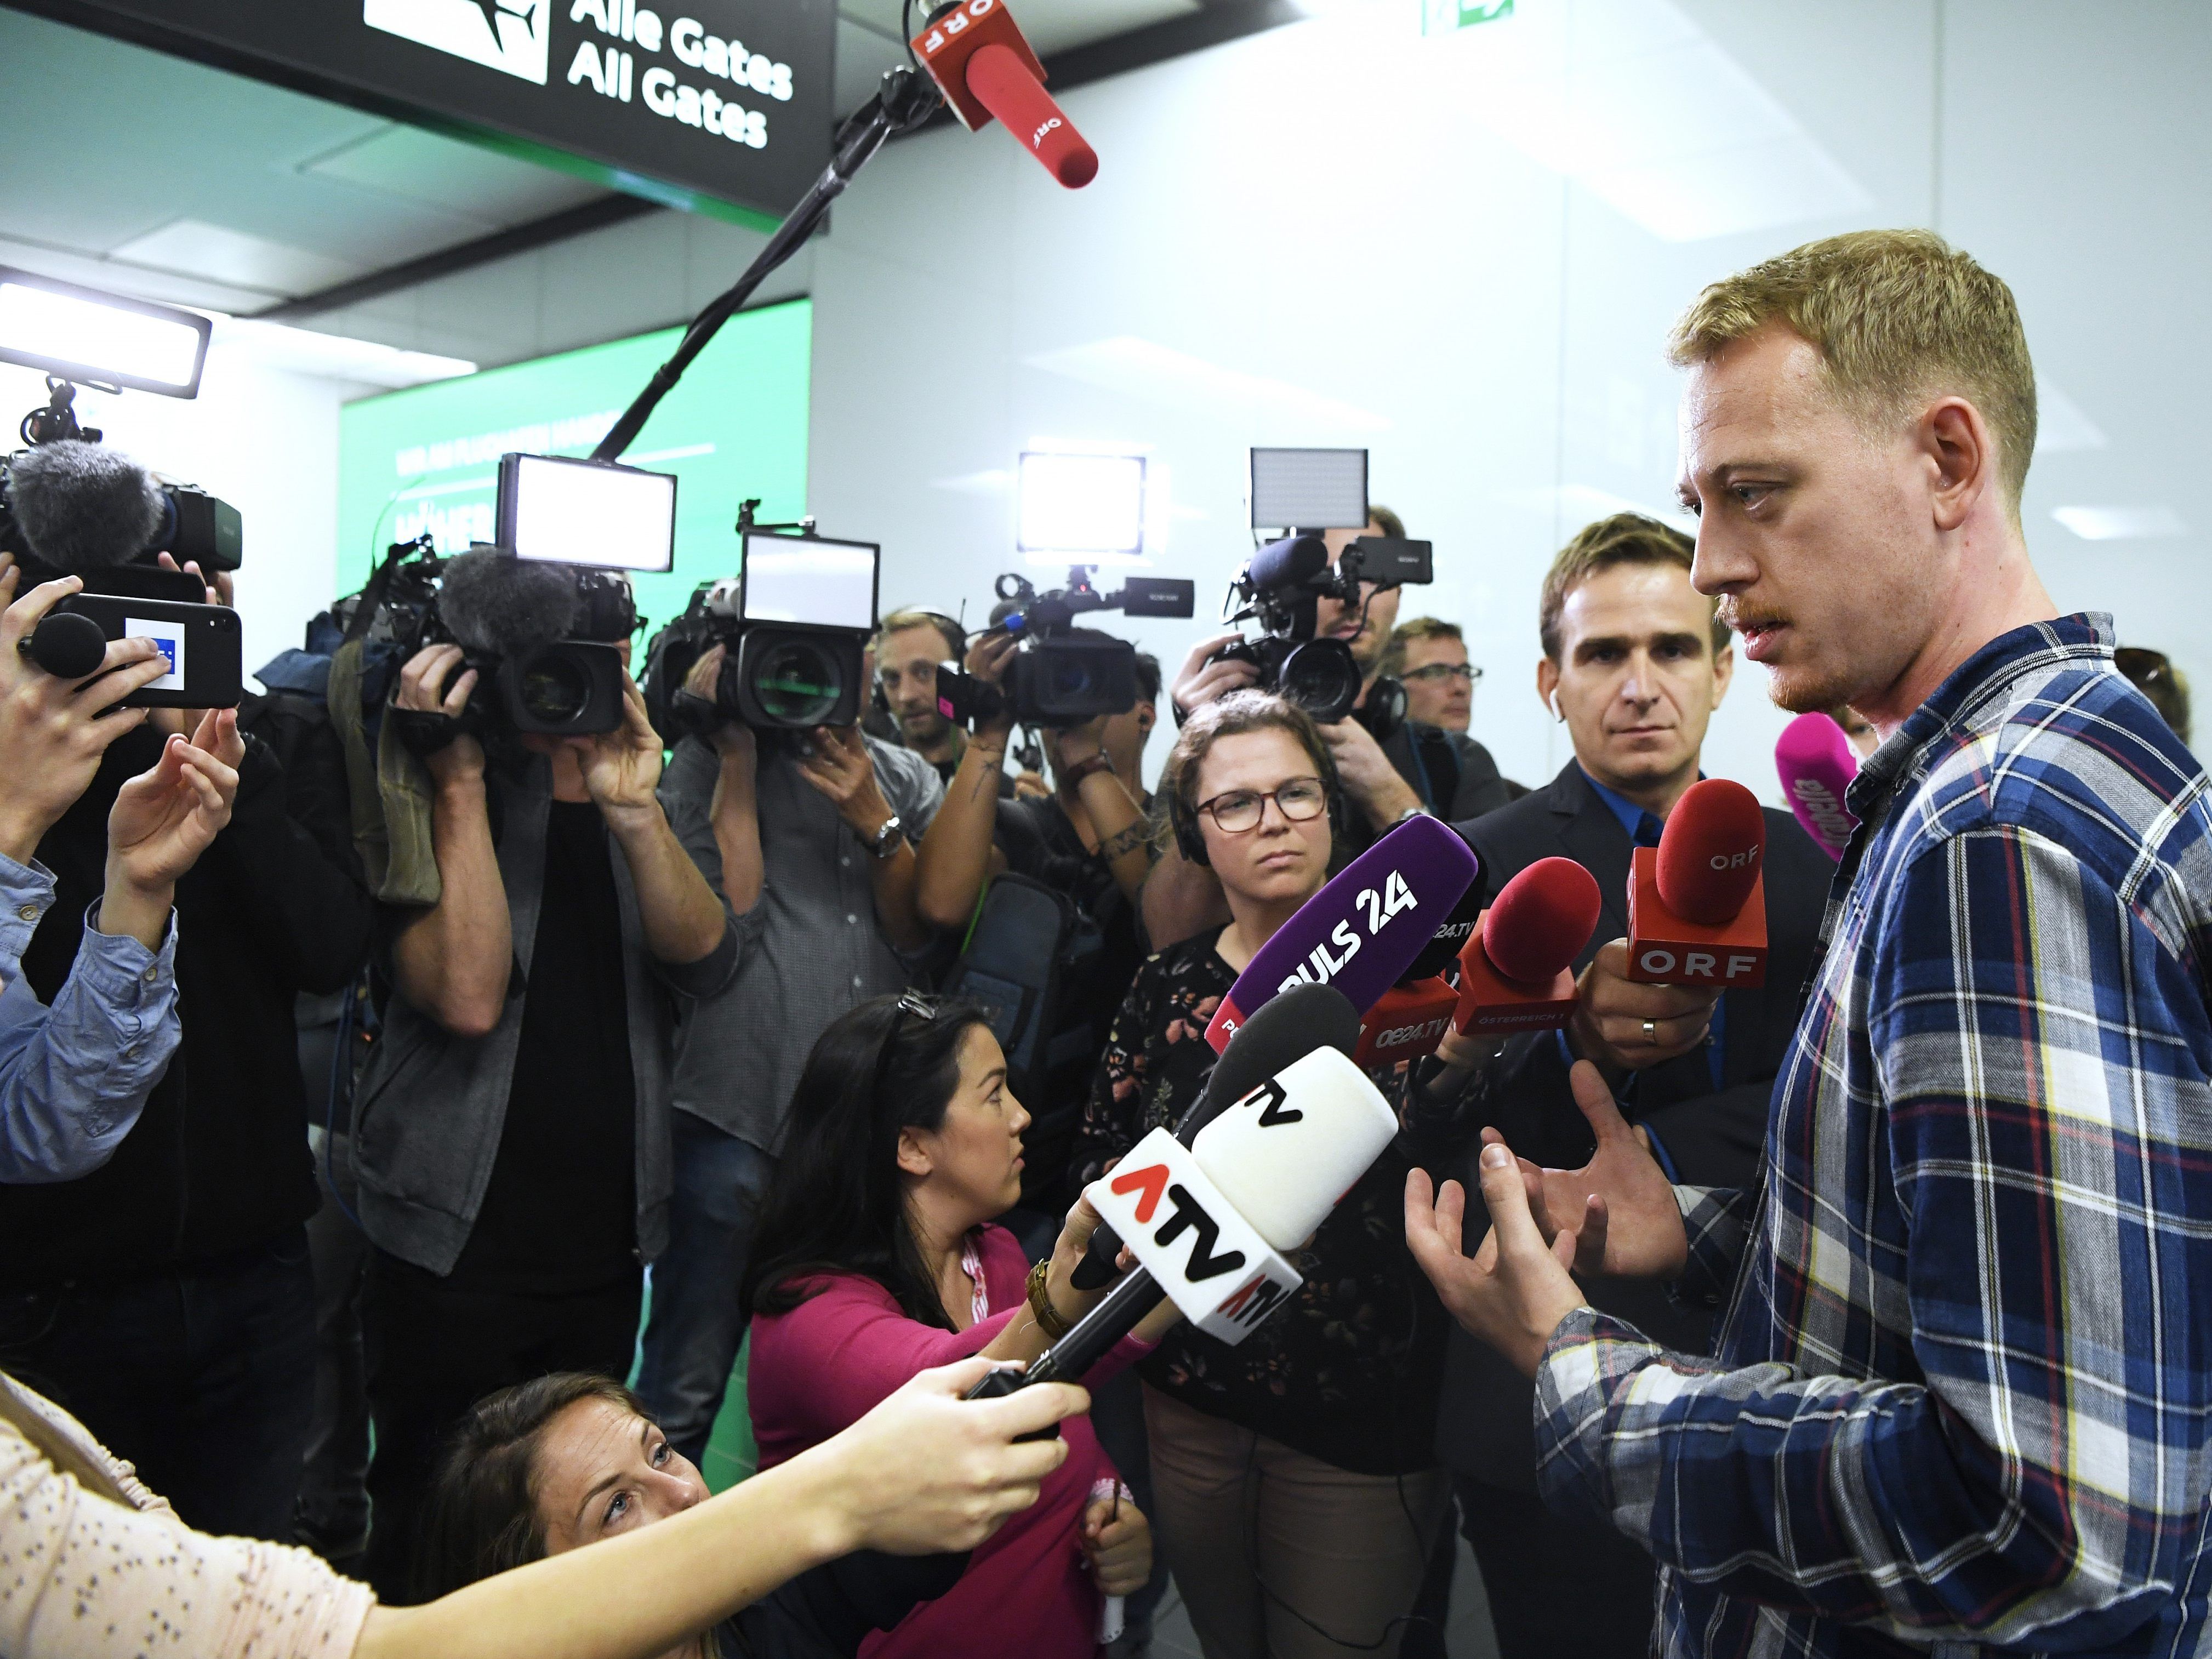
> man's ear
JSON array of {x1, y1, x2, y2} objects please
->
[
  {"x1": 895, "y1": 1126, "x2": 933, "y2": 1179},
  {"x1": 1135, "y1": 699, "x2": 1156, "y2": 738},
  {"x1": 1536, "y1": 654, "x2": 1561, "y2": 719},
  {"x1": 1709, "y1": 642, "x2": 1735, "y2": 708},
  {"x1": 1922, "y1": 395, "x2": 1997, "y2": 533}
]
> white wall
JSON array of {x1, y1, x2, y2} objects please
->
[
  {"x1": 1, "y1": 350, "x2": 374, "y2": 684},
  {"x1": 794, "y1": 0, "x2": 2212, "y2": 796}
]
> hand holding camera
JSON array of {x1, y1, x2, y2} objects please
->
[
  {"x1": 1171, "y1": 630, "x2": 1263, "y2": 720},
  {"x1": 574, "y1": 680, "x2": 671, "y2": 829},
  {"x1": 795, "y1": 724, "x2": 897, "y2": 842},
  {"x1": 395, "y1": 642, "x2": 487, "y2": 790},
  {"x1": 99, "y1": 708, "x2": 244, "y2": 948},
  {"x1": 0, "y1": 557, "x2": 174, "y2": 864}
]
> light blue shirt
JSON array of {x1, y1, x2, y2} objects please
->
[{"x1": 0, "y1": 850, "x2": 180, "y2": 1184}]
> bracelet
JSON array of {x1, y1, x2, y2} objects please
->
[
  {"x1": 1061, "y1": 750, "x2": 1115, "y2": 788},
  {"x1": 1027, "y1": 1257, "x2": 1073, "y2": 1340}
]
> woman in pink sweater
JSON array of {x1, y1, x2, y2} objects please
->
[{"x1": 746, "y1": 992, "x2": 1180, "y2": 1659}]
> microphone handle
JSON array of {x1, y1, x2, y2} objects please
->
[
  {"x1": 960, "y1": 1268, "x2": 1165, "y2": 1440},
  {"x1": 1070, "y1": 1224, "x2": 1122, "y2": 1291}
]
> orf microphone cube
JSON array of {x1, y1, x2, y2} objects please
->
[{"x1": 1624, "y1": 778, "x2": 1768, "y2": 988}]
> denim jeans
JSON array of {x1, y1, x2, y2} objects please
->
[
  {"x1": 0, "y1": 1227, "x2": 317, "y2": 1541},
  {"x1": 634, "y1": 1111, "x2": 778, "y2": 1465}
]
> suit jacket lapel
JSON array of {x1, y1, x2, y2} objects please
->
[{"x1": 1545, "y1": 762, "x2": 1633, "y2": 944}]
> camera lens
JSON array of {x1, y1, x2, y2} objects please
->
[
  {"x1": 1044, "y1": 653, "x2": 1096, "y2": 703},
  {"x1": 750, "y1": 637, "x2": 843, "y2": 726},
  {"x1": 1277, "y1": 640, "x2": 1363, "y2": 725},
  {"x1": 516, "y1": 651, "x2": 592, "y2": 727}
]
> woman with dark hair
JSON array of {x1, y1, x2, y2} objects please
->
[
  {"x1": 415, "y1": 1371, "x2": 967, "y2": 1657},
  {"x1": 1073, "y1": 690, "x2": 1467, "y2": 1659},
  {"x1": 0, "y1": 1352, "x2": 1081, "y2": 1659},
  {"x1": 745, "y1": 992, "x2": 1177, "y2": 1659}
]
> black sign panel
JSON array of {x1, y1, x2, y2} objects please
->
[{"x1": 26, "y1": 0, "x2": 838, "y2": 227}]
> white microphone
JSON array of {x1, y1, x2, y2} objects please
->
[{"x1": 1087, "y1": 1046, "x2": 1398, "y2": 1344}]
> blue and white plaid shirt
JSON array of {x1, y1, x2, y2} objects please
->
[{"x1": 1531, "y1": 614, "x2": 2212, "y2": 1657}]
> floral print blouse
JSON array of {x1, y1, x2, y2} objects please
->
[{"x1": 1073, "y1": 928, "x2": 1471, "y2": 1476}]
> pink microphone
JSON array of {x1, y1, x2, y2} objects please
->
[{"x1": 1774, "y1": 711, "x2": 1860, "y2": 861}]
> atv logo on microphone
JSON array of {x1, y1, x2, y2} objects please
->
[{"x1": 366, "y1": 0, "x2": 552, "y2": 82}]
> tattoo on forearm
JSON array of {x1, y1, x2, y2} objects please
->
[{"x1": 1100, "y1": 821, "x2": 1150, "y2": 862}]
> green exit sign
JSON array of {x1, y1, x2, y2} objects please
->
[{"x1": 1424, "y1": 0, "x2": 1513, "y2": 32}]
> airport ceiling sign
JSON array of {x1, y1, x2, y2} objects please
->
[{"x1": 21, "y1": 0, "x2": 837, "y2": 227}]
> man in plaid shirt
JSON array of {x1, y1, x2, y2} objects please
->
[{"x1": 1409, "y1": 230, "x2": 2212, "y2": 1657}]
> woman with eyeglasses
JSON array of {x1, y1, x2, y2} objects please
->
[
  {"x1": 1073, "y1": 690, "x2": 1463, "y2": 1659},
  {"x1": 742, "y1": 994, "x2": 1181, "y2": 1659}
]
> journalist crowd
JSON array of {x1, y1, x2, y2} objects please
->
[{"x1": 5, "y1": 225, "x2": 2212, "y2": 1659}]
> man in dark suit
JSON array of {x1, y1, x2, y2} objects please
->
[{"x1": 1416, "y1": 512, "x2": 1833, "y2": 1659}]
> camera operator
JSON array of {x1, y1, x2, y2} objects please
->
[
  {"x1": 1382, "y1": 619, "x2": 1479, "y2": 734},
  {"x1": 0, "y1": 560, "x2": 237, "y2": 1181},
  {"x1": 630, "y1": 638, "x2": 943, "y2": 1473},
  {"x1": 874, "y1": 609, "x2": 1015, "y2": 794},
  {"x1": 1150, "y1": 509, "x2": 1517, "y2": 947},
  {"x1": 350, "y1": 550, "x2": 736, "y2": 1597},
  {"x1": 0, "y1": 510, "x2": 374, "y2": 1545}
]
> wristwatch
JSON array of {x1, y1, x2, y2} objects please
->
[
  {"x1": 1061, "y1": 750, "x2": 1115, "y2": 788},
  {"x1": 863, "y1": 813, "x2": 905, "y2": 860}
]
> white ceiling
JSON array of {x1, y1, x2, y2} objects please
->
[{"x1": 0, "y1": 0, "x2": 1202, "y2": 314}]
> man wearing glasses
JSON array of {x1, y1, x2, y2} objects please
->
[{"x1": 1383, "y1": 618, "x2": 1481, "y2": 733}]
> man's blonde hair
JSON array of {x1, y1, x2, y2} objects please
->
[{"x1": 1668, "y1": 229, "x2": 2037, "y2": 517}]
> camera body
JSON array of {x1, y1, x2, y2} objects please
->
[
  {"x1": 358, "y1": 538, "x2": 635, "y2": 738},
  {"x1": 641, "y1": 528, "x2": 881, "y2": 738},
  {"x1": 1207, "y1": 532, "x2": 1432, "y2": 733},
  {"x1": 0, "y1": 448, "x2": 243, "y2": 572},
  {"x1": 937, "y1": 568, "x2": 1195, "y2": 731}
]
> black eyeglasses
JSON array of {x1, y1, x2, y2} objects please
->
[
  {"x1": 870, "y1": 990, "x2": 940, "y2": 1102},
  {"x1": 1194, "y1": 776, "x2": 1330, "y2": 835}
]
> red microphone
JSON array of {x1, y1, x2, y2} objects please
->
[
  {"x1": 1624, "y1": 778, "x2": 1768, "y2": 988},
  {"x1": 911, "y1": 0, "x2": 1099, "y2": 188},
  {"x1": 1453, "y1": 858, "x2": 1603, "y2": 1035},
  {"x1": 1352, "y1": 977, "x2": 1462, "y2": 1068}
]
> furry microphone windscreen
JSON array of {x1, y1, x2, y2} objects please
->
[
  {"x1": 9, "y1": 441, "x2": 163, "y2": 569},
  {"x1": 437, "y1": 548, "x2": 583, "y2": 659}
]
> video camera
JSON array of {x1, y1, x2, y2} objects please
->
[
  {"x1": 343, "y1": 533, "x2": 640, "y2": 739},
  {"x1": 1206, "y1": 447, "x2": 1433, "y2": 731},
  {"x1": 337, "y1": 452, "x2": 682, "y2": 740},
  {"x1": 936, "y1": 565, "x2": 1195, "y2": 729},
  {"x1": 640, "y1": 501, "x2": 882, "y2": 737}
]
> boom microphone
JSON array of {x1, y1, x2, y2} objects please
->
[
  {"x1": 4, "y1": 440, "x2": 162, "y2": 569},
  {"x1": 1624, "y1": 778, "x2": 1768, "y2": 988},
  {"x1": 1774, "y1": 711, "x2": 1859, "y2": 860},
  {"x1": 1204, "y1": 814, "x2": 1479, "y2": 1052},
  {"x1": 1072, "y1": 983, "x2": 1358, "y2": 1290},
  {"x1": 911, "y1": 0, "x2": 1098, "y2": 188},
  {"x1": 1452, "y1": 857, "x2": 1602, "y2": 1035}
]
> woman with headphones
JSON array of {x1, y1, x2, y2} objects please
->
[
  {"x1": 741, "y1": 994, "x2": 1182, "y2": 1659},
  {"x1": 1073, "y1": 689, "x2": 1460, "y2": 1659}
]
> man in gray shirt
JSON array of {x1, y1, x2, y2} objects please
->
[{"x1": 636, "y1": 641, "x2": 943, "y2": 1466}]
